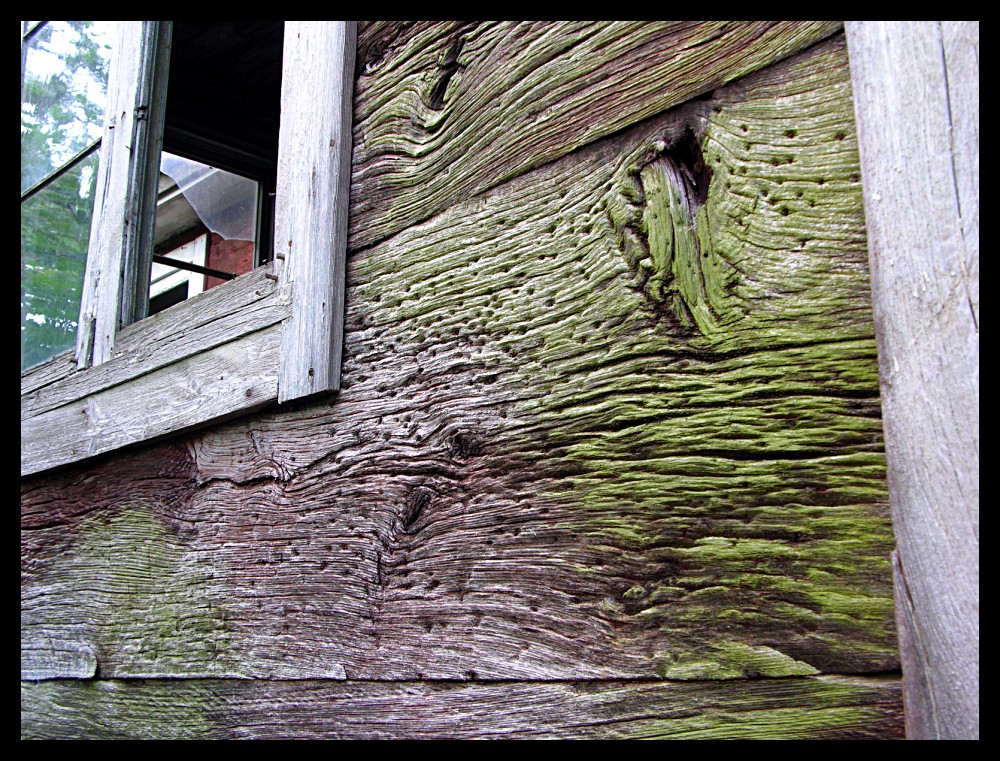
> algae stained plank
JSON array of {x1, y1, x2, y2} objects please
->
[
  {"x1": 22, "y1": 35, "x2": 895, "y2": 682},
  {"x1": 349, "y1": 20, "x2": 842, "y2": 248},
  {"x1": 22, "y1": 676, "x2": 902, "y2": 740}
]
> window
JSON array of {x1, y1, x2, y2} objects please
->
[
  {"x1": 21, "y1": 21, "x2": 114, "y2": 371},
  {"x1": 21, "y1": 21, "x2": 356, "y2": 476},
  {"x1": 147, "y1": 21, "x2": 283, "y2": 317}
]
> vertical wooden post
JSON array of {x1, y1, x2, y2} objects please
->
[
  {"x1": 77, "y1": 21, "x2": 146, "y2": 368},
  {"x1": 846, "y1": 21, "x2": 978, "y2": 740},
  {"x1": 76, "y1": 21, "x2": 170, "y2": 368},
  {"x1": 276, "y1": 21, "x2": 356, "y2": 403}
]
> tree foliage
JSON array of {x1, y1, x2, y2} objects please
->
[{"x1": 21, "y1": 21, "x2": 111, "y2": 371}]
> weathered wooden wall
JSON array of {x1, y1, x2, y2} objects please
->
[{"x1": 22, "y1": 22, "x2": 904, "y2": 739}]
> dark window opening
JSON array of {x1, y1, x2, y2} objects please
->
[
  {"x1": 150, "y1": 21, "x2": 284, "y2": 316},
  {"x1": 148, "y1": 280, "x2": 188, "y2": 314}
]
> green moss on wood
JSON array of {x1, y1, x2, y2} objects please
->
[
  {"x1": 634, "y1": 705, "x2": 876, "y2": 740},
  {"x1": 21, "y1": 674, "x2": 903, "y2": 739},
  {"x1": 21, "y1": 679, "x2": 220, "y2": 740},
  {"x1": 24, "y1": 504, "x2": 238, "y2": 679},
  {"x1": 656, "y1": 641, "x2": 819, "y2": 680},
  {"x1": 345, "y1": 35, "x2": 894, "y2": 678},
  {"x1": 530, "y1": 38, "x2": 894, "y2": 672}
]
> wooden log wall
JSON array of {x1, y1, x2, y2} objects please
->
[{"x1": 21, "y1": 22, "x2": 904, "y2": 739}]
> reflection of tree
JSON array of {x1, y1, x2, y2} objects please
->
[
  {"x1": 21, "y1": 21, "x2": 110, "y2": 371},
  {"x1": 21, "y1": 156, "x2": 98, "y2": 370},
  {"x1": 21, "y1": 21, "x2": 109, "y2": 190}
]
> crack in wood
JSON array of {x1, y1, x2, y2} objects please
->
[{"x1": 426, "y1": 27, "x2": 473, "y2": 113}]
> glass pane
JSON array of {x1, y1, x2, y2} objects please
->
[
  {"x1": 21, "y1": 20, "x2": 114, "y2": 193},
  {"x1": 21, "y1": 151, "x2": 99, "y2": 370},
  {"x1": 159, "y1": 153, "x2": 258, "y2": 242},
  {"x1": 152, "y1": 152, "x2": 258, "y2": 310}
]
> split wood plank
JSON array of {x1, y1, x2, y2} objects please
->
[
  {"x1": 22, "y1": 36, "x2": 897, "y2": 685},
  {"x1": 349, "y1": 21, "x2": 842, "y2": 249},
  {"x1": 22, "y1": 676, "x2": 902, "y2": 740},
  {"x1": 845, "y1": 20, "x2": 979, "y2": 741}
]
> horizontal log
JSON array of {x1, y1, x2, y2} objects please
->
[
  {"x1": 21, "y1": 35, "x2": 896, "y2": 684},
  {"x1": 349, "y1": 21, "x2": 842, "y2": 248},
  {"x1": 21, "y1": 675, "x2": 902, "y2": 739}
]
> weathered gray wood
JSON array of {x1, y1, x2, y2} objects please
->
[
  {"x1": 75, "y1": 22, "x2": 148, "y2": 368},
  {"x1": 20, "y1": 350, "x2": 77, "y2": 398},
  {"x1": 22, "y1": 265, "x2": 286, "y2": 422},
  {"x1": 845, "y1": 21, "x2": 979, "y2": 740},
  {"x1": 21, "y1": 324, "x2": 281, "y2": 477},
  {"x1": 22, "y1": 37, "x2": 897, "y2": 684},
  {"x1": 119, "y1": 21, "x2": 171, "y2": 329},
  {"x1": 349, "y1": 21, "x2": 842, "y2": 249},
  {"x1": 21, "y1": 675, "x2": 903, "y2": 740},
  {"x1": 277, "y1": 21, "x2": 356, "y2": 402}
]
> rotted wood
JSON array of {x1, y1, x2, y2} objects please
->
[
  {"x1": 846, "y1": 21, "x2": 979, "y2": 740},
  {"x1": 22, "y1": 34, "x2": 897, "y2": 699},
  {"x1": 22, "y1": 675, "x2": 902, "y2": 740},
  {"x1": 349, "y1": 21, "x2": 842, "y2": 249}
]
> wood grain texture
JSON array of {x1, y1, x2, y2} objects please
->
[
  {"x1": 277, "y1": 22, "x2": 356, "y2": 402},
  {"x1": 22, "y1": 675, "x2": 902, "y2": 739},
  {"x1": 22, "y1": 37, "x2": 897, "y2": 690},
  {"x1": 75, "y1": 22, "x2": 146, "y2": 368},
  {"x1": 349, "y1": 21, "x2": 842, "y2": 249},
  {"x1": 845, "y1": 21, "x2": 979, "y2": 740},
  {"x1": 21, "y1": 350, "x2": 77, "y2": 397},
  {"x1": 21, "y1": 325, "x2": 281, "y2": 478}
]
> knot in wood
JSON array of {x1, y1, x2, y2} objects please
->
[
  {"x1": 401, "y1": 486, "x2": 433, "y2": 530},
  {"x1": 450, "y1": 430, "x2": 485, "y2": 459}
]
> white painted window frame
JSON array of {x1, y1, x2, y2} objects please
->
[{"x1": 20, "y1": 21, "x2": 355, "y2": 477}]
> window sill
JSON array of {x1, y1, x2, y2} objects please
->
[{"x1": 21, "y1": 263, "x2": 289, "y2": 476}]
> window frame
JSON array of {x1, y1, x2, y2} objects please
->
[{"x1": 20, "y1": 21, "x2": 356, "y2": 477}]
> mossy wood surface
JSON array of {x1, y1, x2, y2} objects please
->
[
  {"x1": 22, "y1": 676, "x2": 901, "y2": 740},
  {"x1": 350, "y1": 21, "x2": 841, "y2": 249},
  {"x1": 23, "y1": 25, "x2": 899, "y2": 738}
]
